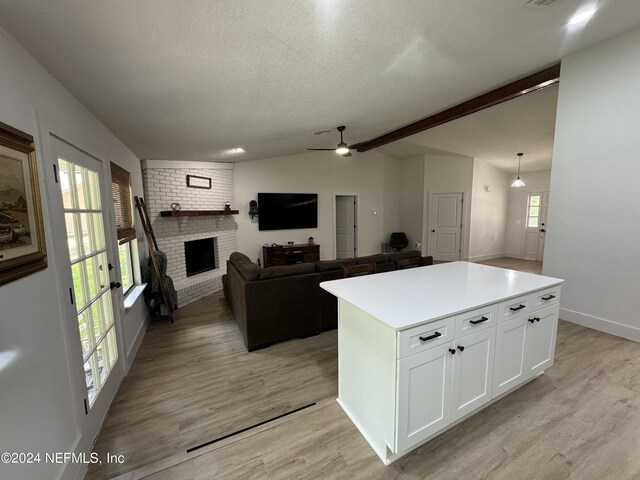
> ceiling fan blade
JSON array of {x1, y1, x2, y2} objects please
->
[
  {"x1": 307, "y1": 148, "x2": 336, "y2": 151},
  {"x1": 346, "y1": 143, "x2": 363, "y2": 150}
]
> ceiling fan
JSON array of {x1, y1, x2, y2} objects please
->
[{"x1": 307, "y1": 125, "x2": 355, "y2": 157}]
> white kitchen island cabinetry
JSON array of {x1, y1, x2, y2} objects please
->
[{"x1": 321, "y1": 261, "x2": 563, "y2": 465}]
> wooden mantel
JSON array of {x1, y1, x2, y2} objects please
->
[{"x1": 160, "y1": 209, "x2": 239, "y2": 217}]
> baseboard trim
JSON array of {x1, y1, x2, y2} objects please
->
[
  {"x1": 560, "y1": 308, "x2": 640, "y2": 342},
  {"x1": 126, "y1": 313, "x2": 150, "y2": 373},
  {"x1": 468, "y1": 252, "x2": 506, "y2": 262}
]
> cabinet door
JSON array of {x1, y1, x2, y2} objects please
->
[
  {"x1": 397, "y1": 342, "x2": 454, "y2": 453},
  {"x1": 452, "y1": 327, "x2": 496, "y2": 421},
  {"x1": 524, "y1": 305, "x2": 558, "y2": 377},
  {"x1": 493, "y1": 316, "x2": 528, "y2": 398}
]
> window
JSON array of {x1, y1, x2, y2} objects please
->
[
  {"x1": 111, "y1": 162, "x2": 136, "y2": 295},
  {"x1": 527, "y1": 194, "x2": 541, "y2": 228}
]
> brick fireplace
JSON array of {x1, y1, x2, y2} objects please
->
[{"x1": 141, "y1": 160, "x2": 237, "y2": 306}]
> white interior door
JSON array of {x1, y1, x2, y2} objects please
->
[
  {"x1": 335, "y1": 195, "x2": 356, "y2": 258},
  {"x1": 524, "y1": 192, "x2": 548, "y2": 261},
  {"x1": 429, "y1": 192, "x2": 463, "y2": 262},
  {"x1": 51, "y1": 138, "x2": 123, "y2": 439}
]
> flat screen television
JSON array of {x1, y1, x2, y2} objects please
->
[{"x1": 258, "y1": 193, "x2": 318, "y2": 231}]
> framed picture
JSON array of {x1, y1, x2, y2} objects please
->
[
  {"x1": 186, "y1": 174, "x2": 211, "y2": 189},
  {"x1": 0, "y1": 121, "x2": 47, "y2": 286}
]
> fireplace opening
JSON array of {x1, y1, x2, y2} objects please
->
[{"x1": 184, "y1": 238, "x2": 216, "y2": 277}]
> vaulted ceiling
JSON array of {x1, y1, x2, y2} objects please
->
[{"x1": 1, "y1": 0, "x2": 639, "y2": 165}]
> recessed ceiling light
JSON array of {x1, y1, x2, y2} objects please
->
[
  {"x1": 567, "y1": 8, "x2": 597, "y2": 26},
  {"x1": 228, "y1": 147, "x2": 245, "y2": 154}
]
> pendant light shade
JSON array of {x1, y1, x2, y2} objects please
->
[{"x1": 511, "y1": 153, "x2": 526, "y2": 188}]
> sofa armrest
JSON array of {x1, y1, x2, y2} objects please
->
[{"x1": 422, "y1": 256, "x2": 434, "y2": 266}]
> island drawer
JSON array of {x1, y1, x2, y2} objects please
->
[
  {"x1": 455, "y1": 304, "x2": 498, "y2": 336},
  {"x1": 530, "y1": 285, "x2": 561, "y2": 310},
  {"x1": 498, "y1": 294, "x2": 532, "y2": 323},
  {"x1": 398, "y1": 316, "x2": 455, "y2": 359}
]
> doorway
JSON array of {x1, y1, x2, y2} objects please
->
[
  {"x1": 429, "y1": 192, "x2": 463, "y2": 262},
  {"x1": 335, "y1": 195, "x2": 357, "y2": 259},
  {"x1": 50, "y1": 137, "x2": 124, "y2": 441}
]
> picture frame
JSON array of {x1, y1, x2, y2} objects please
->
[
  {"x1": 186, "y1": 174, "x2": 211, "y2": 189},
  {"x1": 0, "y1": 121, "x2": 47, "y2": 286}
]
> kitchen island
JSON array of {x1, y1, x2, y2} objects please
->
[{"x1": 321, "y1": 261, "x2": 563, "y2": 464}]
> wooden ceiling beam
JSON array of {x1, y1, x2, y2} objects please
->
[{"x1": 354, "y1": 63, "x2": 561, "y2": 153}]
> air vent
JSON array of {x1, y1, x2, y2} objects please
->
[
  {"x1": 525, "y1": 0, "x2": 559, "y2": 8},
  {"x1": 312, "y1": 129, "x2": 333, "y2": 136}
]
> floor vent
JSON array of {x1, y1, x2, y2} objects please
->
[{"x1": 186, "y1": 402, "x2": 316, "y2": 453}]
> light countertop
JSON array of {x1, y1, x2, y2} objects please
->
[{"x1": 320, "y1": 261, "x2": 563, "y2": 331}]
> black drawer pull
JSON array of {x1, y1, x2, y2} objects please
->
[
  {"x1": 469, "y1": 316, "x2": 489, "y2": 325},
  {"x1": 528, "y1": 318, "x2": 535, "y2": 323},
  {"x1": 419, "y1": 332, "x2": 442, "y2": 342},
  {"x1": 541, "y1": 295, "x2": 556, "y2": 301},
  {"x1": 535, "y1": 317, "x2": 541, "y2": 322},
  {"x1": 449, "y1": 348, "x2": 456, "y2": 355},
  {"x1": 457, "y1": 345, "x2": 465, "y2": 352},
  {"x1": 509, "y1": 304, "x2": 526, "y2": 312}
]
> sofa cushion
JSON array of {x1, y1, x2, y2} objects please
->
[
  {"x1": 258, "y1": 263, "x2": 315, "y2": 280},
  {"x1": 315, "y1": 258, "x2": 356, "y2": 272},
  {"x1": 388, "y1": 249, "x2": 422, "y2": 261},
  {"x1": 229, "y1": 251, "x2": 252, "y2": 266},
  {"x1": 356, "y1": 254, "x2": 389, "y2": 265},
  {"x1": 236, "y1": 260, "x2": 261, "y2": 281}
]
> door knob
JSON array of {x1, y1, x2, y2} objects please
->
[
  {"x1": 432, "y1": 229, "x2": 436, "y2": 233},
  {"x1": 540, "y1": 229, "x2": 546, "y2": 232}
]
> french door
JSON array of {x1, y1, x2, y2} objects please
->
[{"x1": 51, "y1": 137, "x2": 123, "y2": 437}]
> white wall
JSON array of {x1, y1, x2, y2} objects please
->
[
  {"x1": 399, "y1": 156, "x2": 425, "y2": 250},
  {"x1": 468, "y1": 158, "x2": 509, "y2": 261},
  {"x1": 383, "y1": 155, "x2": 401, "y2": 247},
  {"x1": 234, "y1": 150, "x2": 400, "y2": 261},
  {"x1": 0, "y1": 27, "x2": 147, "y2": 480},
  {"x1": 544, "y1": 26, "x2": 640, "y2": 341},
  {"x1": 422, "y1": 153, "x2": 474, "y2": 259},
  {"x1": 505, "y1": 170, "x2": 551, "y2": 258}
]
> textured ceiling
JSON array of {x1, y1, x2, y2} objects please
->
[
  {"x1": 378, "y1": 84, "x2": 559, "y2": 173},
  {"x1": 0, "y1": 1, "x2": 639, "y2": 163}
]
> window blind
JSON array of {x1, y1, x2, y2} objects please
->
[{"x1": 110, "y1": 162, "x2": 136, "y2": 244}]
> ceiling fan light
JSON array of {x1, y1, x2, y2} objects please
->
[{"x1": 335, "y1": 144, "x2": 349, "y2": 155}]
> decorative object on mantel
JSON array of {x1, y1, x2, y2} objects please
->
[
  {"x1": 0, "y1": 120, "x2": 47, "y2": 286},
  {"x1": 186, "y1": 174, "x2": 211, "y2": 189},
  {"x1": 308, "y1": 236, "x2": 314, "y2": 245},
  {"x1": 248, "y1": 199, "x2": 258, "y2": 219},
  {"x1": 224, "y1": 201, "x2": 231, "y2": 213},
  {"x1": 170, "y1": 202, "x2": 181, "y2": 212},
  {"x1": 511, "y1": 153, "x2": 526, "y2": 188}
]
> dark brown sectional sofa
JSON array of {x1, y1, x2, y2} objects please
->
[{"x1": 223, "y1": 250, "x2": 433, "y2": 351}]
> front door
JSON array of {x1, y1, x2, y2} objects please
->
[
  {"x1": 52, "y1": 138, "x2": 123, "y2": 439},
  {"x1": 524, "y1": 192, "x2": 549, "y2": 261},
  {"x1": 429, "y1": 192, "x2": 463, "y2": 262},
  {"x1": 335, "y1": 195, "x2": 356, "y2": 258}
]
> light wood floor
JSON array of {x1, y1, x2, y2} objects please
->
[
  {"x1": 477, "y1": 257, "x2": 543, "y2": 274},
  {"x1": 86, "y1": 294, "x2": 338, "y2": 479},
  {"x1": 90, "y1": 258, "x2": 640, "y2": 479}
]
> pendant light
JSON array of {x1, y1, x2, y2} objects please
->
[{"x1": 511, "y1": 152, "x2": 526, "y2": 188}]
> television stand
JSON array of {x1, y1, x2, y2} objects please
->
[{"x1": 262, "y1": 244, "x2": 320, "y2": 267}]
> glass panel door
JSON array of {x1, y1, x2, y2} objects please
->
[{"x1": 58, "y1": 157, "x2": 118, "y2": 407}]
